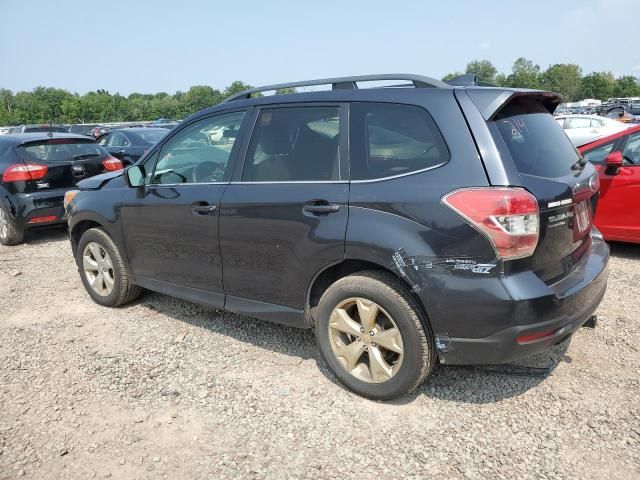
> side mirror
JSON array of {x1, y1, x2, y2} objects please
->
[
  {"x1": 605, "y1": 151, "x2": 623, "y2": 168},
  {"x1": 124, "y1": 165, "x2": 145, "y2": 187}
]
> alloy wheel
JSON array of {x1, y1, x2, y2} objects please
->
[
  {"x1": 82, "y1": 242, "x2": 115, "y2": 296},
  {"x1": 328, "y1": 297, "x2": 404, "y2": 383}
]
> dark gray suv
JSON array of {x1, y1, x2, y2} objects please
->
[{"x1": 64, "y1": 74, "x2": 609, "y2": 399}]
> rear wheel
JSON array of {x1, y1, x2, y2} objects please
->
[
  {"x1": 0, "y1": 206, "x2": 25, "y2": 246},
  {"x1": 315, "y1": 270, "x2": 436, "y2": 400},
  {"x1": 77, "y1": 227, "x2": 141, "y2": 307}
]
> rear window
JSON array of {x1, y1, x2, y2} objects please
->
[
  {"x1": 133, "y1": 130, "x2": 167, "y2": 144},
  {"x1": 350, "y1": 103, "x2": 449, "y2": 180},
  {"x1": 17, "y1": 140, "x2": 107, "y2": 162},
  {"x1": 491, "y1": 109, "x2": 580, "y2": 178}
]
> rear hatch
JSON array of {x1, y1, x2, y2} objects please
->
[
  {"x1": 487, "y1": 96, "x2": 599, "y2": 283},
  {"x1": 15, "y1": 138, "x2": 119, "y2": 190}
]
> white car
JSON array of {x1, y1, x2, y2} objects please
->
[{"x1": 555, "y1": 114, "x2": 632, "y2": 147}]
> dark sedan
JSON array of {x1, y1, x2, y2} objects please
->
[{"x1": 97, "y1": 128, "x2": 168, "y2": 165}]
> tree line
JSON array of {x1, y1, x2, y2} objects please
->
[
  {"x1": 443, "y1": 58, "x2": 640, "y2": 102},
  {"x1": 1, "y1": 57, "x2": 639, "y2": 126}
]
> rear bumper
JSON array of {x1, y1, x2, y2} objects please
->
[
  {"x1": 2, "y1": 189, "x2": 67, "y2": 228},
  {"x1": 433, "y1": 231, "x2": 609, "y2": 365}
]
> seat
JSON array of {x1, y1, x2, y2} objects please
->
[{"x1": 249, "y1": 125, "x2": 293, "y2": 181}]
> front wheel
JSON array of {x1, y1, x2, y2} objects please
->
[
  {"x1": 314, "y1": 270, "x2": 437, "y2": 400},
  {"x1": 76, "y1": 227, "x2": 141, "y2": 307}
]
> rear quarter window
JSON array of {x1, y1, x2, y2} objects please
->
[{"x1": 350, "y1": 103, "x2": 449, "y2": 180}]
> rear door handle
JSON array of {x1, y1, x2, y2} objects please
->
[
  {"x1": 303, "y1": 201, "x2": 341, "y2": 214},
  {"x1": 190, "y1": 201, "x2": 217, "y2": 215}
]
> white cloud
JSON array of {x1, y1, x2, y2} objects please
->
[{"x1": 479, "y1": 41, "x2": 492, "y2": 50}]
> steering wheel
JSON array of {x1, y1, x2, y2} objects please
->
[{"x1": 192, "y1": 161, "x2": 224, "y2": 183}]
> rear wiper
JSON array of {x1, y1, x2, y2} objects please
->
[
  {"x1": 73, "y1": 153, "x2": 100, "y2": 160},
  {"x1": 571, "y1": 157, "x2": 588, "y2": 170}
]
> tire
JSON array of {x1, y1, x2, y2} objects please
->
[
  {"x1": 76, "y1": 227, "x2": 141, "y2": 307},
  {"x1": 0, "y1": 206, "x2": 25, "y2": 246},
  {"x1": 315, "y1": 270, "x2": 437, "y2": 400}
]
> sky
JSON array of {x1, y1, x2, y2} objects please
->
[{"x1": 1, "y1": 0, "x2": 639, "y2": 95}]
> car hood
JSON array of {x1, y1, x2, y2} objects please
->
[{"x1": 77, "y1": 170, "x2": 123, "y2": 190}]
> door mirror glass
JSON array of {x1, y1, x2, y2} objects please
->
[
  {"x1": 605, "y1": 151, "x2": 623, "y2": 167},
  {"x1": 126, "y1": 165, "x2": 145, "y2": 187}
]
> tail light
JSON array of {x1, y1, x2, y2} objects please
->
[
  {"x1": 102, "y1": 157, "x2": 123, "y2": 171},
  {"x1": 442, "y1": 187, "x2": 539, "y2": 260},
  {"x1": 2, "y1": 163, "x2": 48, "y2": 182}
]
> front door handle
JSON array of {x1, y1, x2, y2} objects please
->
[
  {"x1": 303, "y1": 201, "x2": 341, "y2": 214},
  {"x1": 190, "y1": 201, "x2": 217, "y2": 215}
]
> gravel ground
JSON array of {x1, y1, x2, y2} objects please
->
[{"x1": 1, "y1": 227, "x2": 639, "y2": 480}]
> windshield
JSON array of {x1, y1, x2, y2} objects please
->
[
  {"x1": 23, "y1": 126, "x2": 68, "y2": 133},
  {"x1": 17, "y1": 140, "x2": 108, "y2": 162},
  {"x1": 492, "y1": 112, "x2": 580, "y2": 178}
]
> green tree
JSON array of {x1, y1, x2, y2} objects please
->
[
  {"x1": 579, "y1": 71, "x2": 615, "y2": 100},
  {"x1": 465, "y1": 59, "x2": 497, "y2": 84},
  {"x1": 441, "y1": 72, "x2": 463, "y2": 82},
  {"x1": 505, "y1": 57, "x2": 541, "y2": 89},
  {"x1": 613, "y1": 75, "x2": 640, "y2": 98},
  {"x1": 540, "y1": 64, "x2": 582, "y2": 102}
]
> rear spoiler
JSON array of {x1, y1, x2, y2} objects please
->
[{"x1": 464, "y1": 88, "x2": 561, "y2": 121}]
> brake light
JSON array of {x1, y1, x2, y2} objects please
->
[
  {"x1": 2, "y1": 163, "x2": 48, "y2": 182},
  {"x1": 442, "y1": 187, "x2": 539, "y2": 260},
  {"x1": 517, "y1": 329, "x2": 558, "y2": 344},
  {"x1": 102, "y1": 157, "x2": 123, "y2": 171}
]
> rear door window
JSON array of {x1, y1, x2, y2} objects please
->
[
  {"x1": 491, "y1": 109, "x2": 581, "y2": 178},
  {"x1": 350, "y1": 103, "x2": 449, "y2": 180}
]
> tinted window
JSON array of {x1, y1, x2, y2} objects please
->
[
  {"x1": 242, "y1": 107, "x2": 340, "y2": 181},
  {"x1": 582, "y1": 142, "x2": 615, "y2": 165},
  {"x1": 17, "y1": 140, "x2": 107, "y2": 162},
  {"x1": 622, "y1": 132, "x2": 640, "y2": 165},
  {"x1": 492, "y1": 112, "x2": 580, "y2": 178},
  {"x1": 350, "y1": 103, "x2": 448, "y2": 180},
  {"x1": 152, "y1": 111, "x2": 245, "y2": 184},
  {"x1": 133, "y1": 129, "x2": 166, "y2": 144},
  {"x1": 108, "y1": 132, "x2": 128, "y2": 147}
]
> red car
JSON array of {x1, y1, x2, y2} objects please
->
[{"x1": 578, "y1": 125, "x2": 640, "y2": 243}]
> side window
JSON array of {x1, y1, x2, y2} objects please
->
[
  {"x1": 590, "y1": 118, "x2": 604, "y2": 128},
  {"x1": 622, "y1": 132, "x2": 640, "y2": 165},
  {"x1": 583, "y1": 142, "x2": 615, "y2": 165},
  {"x1": 556, "y1": 118, "x2": 566, "y2": 128},
  {"x1": 565, "y1": 117, "x2": 590, "y2": 129},
  {"x1": 242, "y1": 106, "x2": 340, "y2": 182},
  {"x1": 350, "y1": 103, "x2": 449, "y2": 180},
  {"x1": 152, "y1": 111, "x2": 246, "y2": 184},
  {"x1": 98, "y1": 134, "x2": 109, "y2": 146},
  {"x1": 108, "y1": 132, "x2": 126, "y2": 147}
]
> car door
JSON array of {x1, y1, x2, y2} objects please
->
[
  {"x1": 596, "y1": 131, "x2": 640, "y2": 241},
  {"x1": 219, "y1": 104, "x2": 349, "y2": 325},
  {"x1": 120, "y1": 110, "x2": 249, "y2": 307}
]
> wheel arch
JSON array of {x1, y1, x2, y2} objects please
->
[{"x1": 306, "y1": 258, "x2": 429, "y2": 328}]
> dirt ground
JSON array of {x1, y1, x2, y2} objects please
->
[{"x1": 1, "y1": 227, "x2": 639, "y2": 480}]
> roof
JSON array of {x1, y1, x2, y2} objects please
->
[
  {"x1": 0, "y1": 132, "x2": 93, "y2": 145},
  {"x1": 578, "y1": 124, "x2": 640, "y2": 151}
]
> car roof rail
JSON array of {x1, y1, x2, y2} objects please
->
[
  {"x1": 445, "y1": 73, "x2": 497, "y2": 87},
  {"x1": 223, "y1": 74, "x2": 450, "y2": 102}
]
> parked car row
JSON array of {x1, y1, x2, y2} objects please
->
[{"x1": 0, "y1": 119, "x2": 180, "y2": 138}]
